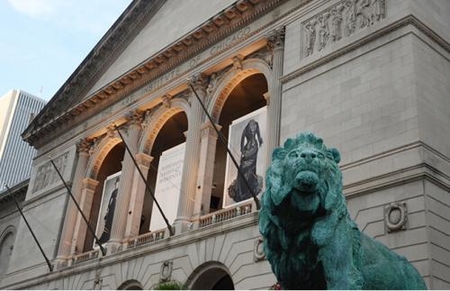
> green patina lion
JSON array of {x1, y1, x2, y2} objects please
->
[{"x1": 259, "y1": 133, "x2": 427, "y2": 290}]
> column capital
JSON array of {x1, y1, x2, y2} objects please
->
[
  {"x1": 267, "y1": 26, "x2": 285, "y2": 51},
  {"x1": 76, "y1": 138, "x2": 92, "y2": 154},
  {"x1": 125, "y1": 109, "x2": 144, "y2": 127},
  {"x1": 188, "y1": 73, "x2": 208, "y2": 96}
]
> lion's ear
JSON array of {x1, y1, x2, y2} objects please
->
[
  {"x1": 329, "y1": 148, "x2": 341, "y2": 164},
  {"x1": 272, "y1": 147, "x2": 286, "y2": 161}
]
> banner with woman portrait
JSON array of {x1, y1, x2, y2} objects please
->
[
  {"x1": 223, "y1": 106, "x2": 267, "y2": 208},
  {"x1": 95, "y1": 171, "x2": 121, "y2": 246}
]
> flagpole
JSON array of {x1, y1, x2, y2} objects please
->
[
  {"x1": 49, "y1": 160, "x2": 107, "y2": 256},
  {"x1": 187, "y1": 81, "x2": 261, "y2": 210},
  {"x1": 5, "y1": 184, "x2": 54, "y2": 272},
  {"x1": 114, "y1": 125, "x2": 175, "y2": 236}
]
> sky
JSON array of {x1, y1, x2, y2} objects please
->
[{"x1": 0, "y1": 0, "x2": 132, "y2": 101}]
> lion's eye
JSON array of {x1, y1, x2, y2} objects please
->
[
  {"x1": 288, "y1": 151, "x2": 298, "y2": 158},
  {"x1": 317, "y1": 153, "x2": 325, "y2": 159}
]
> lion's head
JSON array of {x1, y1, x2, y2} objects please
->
[
  {"x1": 263, "y1": 133, "x2": 343, "y2": 219},
  {"x1": 259, "y1": 133, "x2": 348, "y2": 289}
]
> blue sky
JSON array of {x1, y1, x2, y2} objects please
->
[{"x1": 0, "y1": 0, "x2": 132, "y2": 101}]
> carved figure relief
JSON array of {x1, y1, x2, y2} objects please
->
[
  {"x1": 33, "y1": 152, "x2": 69, "y2": 193},
  {"x1": 303, "y1": 0, "x2": 386, "y2": 57}
]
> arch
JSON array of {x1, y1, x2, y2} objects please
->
[
  {"x1": 139, "y1": 98, "x2": 190, "y2": 155},
  {"x1": 209, "y1": 58, "x2": 273, "y2": 122},
  {"x1": 185, "y1": 261, "x2": 234, "y2": 290},
  {"x1": 118, "y1": 279, "x2": 143, "y2": 290},
  {"x1": 85, "y1": 136, "x2": 122, "y2": 180},
  {"x1": 0, "y1": 225, "x2": 16, "y2": 276}
]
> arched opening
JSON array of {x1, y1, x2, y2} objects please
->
[
  {"x1": 140, "y1": 111, "x2": 188, "y2": 234},
  {"x1": 0, "y1": 229, "x2": 15, "y2": 276},
  {"x1": 118, "y1": 279, "x2": 143, "y2": 290},
  {"x1": 187, "y1": 262, "x2": 234, "y2": 290},
  {"x1": 83, "y1": 143, "x2": 125, "y2": 252},
  {"x1": 211, "y1": 73, "x2": 268, "y2": 212}
]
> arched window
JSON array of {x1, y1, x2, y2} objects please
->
[
  {"x1": 140, "y1": 111, "x2": 188, "y2": 234},
  {"x1": 211, "y1": 73, "x2": 268, "y2": 212},
  {"x1": 0, "y1": 227, "x2": 15, "y2": 276},
  {"x1": 84, "y1": 143, "x2": 125, "y2": 252}
]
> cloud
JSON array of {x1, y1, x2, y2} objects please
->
[{"x1": 6, "y1": 0, "x2": 64, "y2": 18}]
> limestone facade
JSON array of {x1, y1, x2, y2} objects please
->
[{"x1": 0, "y1": 0, "x2": 449, "y2": 289}]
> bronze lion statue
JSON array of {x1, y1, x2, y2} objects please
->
[{"x1": 259, "y1": 133, "x2": 427, "y2": 290}]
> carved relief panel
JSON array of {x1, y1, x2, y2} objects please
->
[
  {"x1": 302, "y1": 0, "x2": 386, "y2": 57},
  {"x1": 32, "y1": 152, "x2": 70, "y2": 193}
]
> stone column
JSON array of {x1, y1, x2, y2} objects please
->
[
  {"x1": 109, "y1": 110, "x2": 143, "y2": 250},
  {"x1": 192, "y1": 121, "x2": 221, "y2": 224},
  {"x1": 55, "y1": 139, "x2": 91, "y2": 265},
  {"x1": 73, "y1": 178, "x2": 99, "y2": 254},
  {"x1": 124, "y1": 153, "x2": 153, "y2": 239},
  {"x1": 174, "y1": 74, "x2": 206, "y2": 232},
  {"x1": 266, "y1": 27, "x2": 285, "y2": 163}
]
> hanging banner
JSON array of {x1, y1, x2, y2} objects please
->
[
  {"x1": 150, "y1": 142, "x2": 186, "y2": 231},
  {"x1": 95, "y1": 171, "x2": 121, "y2": 245},
  {"x1": 223, "y1": 106, "x2": 267, "y2": 208}
]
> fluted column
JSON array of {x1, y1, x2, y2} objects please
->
[
  {"x1": 124, "y1": 153, "x2": 153, "y2": 239},
  {"x1": 175, "y1": 74, "x2": 206, "y2": 232},
  {"x1": 109, "y1": 110, "x2": 143, "y2": 250},
  {"x1": 266, "y1": 27, "x2": 285, "y2": 162},
  {"x1": 192, "y1": 121, "x2": 221, "y2": 223},
  {"x1": 55, "y1": 139, "x2": 91, "y2": 264}
]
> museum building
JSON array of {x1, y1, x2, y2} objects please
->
[{"x1": 0, "y1": 0, "x2": 449, "y2": 289}]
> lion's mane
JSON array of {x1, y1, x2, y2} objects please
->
[{"x1": 259, "y1": 133, "x2": 427, "y2": 290}]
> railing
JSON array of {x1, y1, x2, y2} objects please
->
[
  {"x1": 198, "y1": 201, "x2": 253, "y2": 228},
  {"x1": 127, "y1": 228, "x2": 166, "y2": 249},
  {"x1": 71, "y1": 249, "x2": 100, "y2": 265}
]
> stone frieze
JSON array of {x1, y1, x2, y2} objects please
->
[{"x1": 303, "y1": 0, "x2": 386, "y2": 57}]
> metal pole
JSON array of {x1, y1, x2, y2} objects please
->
[
  {"x1": 114, "y1": 125, "x2": 175, "y2": 236},
  {"x1": 188, "y1": 81, "x2": 261, "y2": 210},
  {"x1": 49, "y1": 160, "x2": 107, "y2": 256},
  {"x1": 5, "y1": 184, "x2": 53, "y2": 272}
]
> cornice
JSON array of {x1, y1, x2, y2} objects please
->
[
  {"x1": 23, "y1": 0, "x2": 292, "y2": 148},
  {"x1": 0, "y1": 179, "x2": 28, "y2": 204}
]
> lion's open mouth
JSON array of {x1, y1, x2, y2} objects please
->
[{"x1": 295, "y1": 170, "x2": 319, "y2": 193}]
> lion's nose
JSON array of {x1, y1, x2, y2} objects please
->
[{"x1": 300, "y1": 150, "x2": 316, "y2": 164}]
